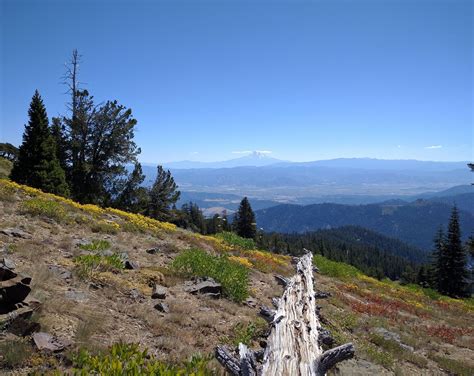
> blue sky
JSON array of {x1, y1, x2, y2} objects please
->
[{"x1": 1, "y1": 0, "x2": 472, "y2": 163}]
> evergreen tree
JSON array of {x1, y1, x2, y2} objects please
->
[
  {"x1": 431, "y1": 227, "x2": 447, "y2": 290},
  {"x1": 10, "y1": 90, "x2": 69, "y2": 196},
  {"x1": 443, "y1": 206, "x2": 469, "y2": 297},
  {"x1": 113, "y1": 163, "x2": 149, "y2": 213},
  {"x1": 234, "y1": 197, "x2": 256, "y2": 239},
  {"x1": 50, "y1": 117, "x2": 69, "y2": 172},
  {"x1": 147, "y1": 166, "x2": 180, "y2": 221}
]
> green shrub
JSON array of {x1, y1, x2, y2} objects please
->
[
  {"x1": 313, "y1": 254, "x2": 361, "y2": 279},
  {"x1": 0, "y1": 338, "x2": 33, "y2": 368},
  {"x1": 215, "y1": 231, "x2": 256, "y2": 250},
  {"x1": 90, "y1": 220, "x2": 120, "y2": 234},
  {"x1": 369, "y1": 333, "x2": 427, "y2": 368},
  {"x1": 172, "y1": 248, "x2": 249, "y2": 302},
  {"x1": 0, "y1": 158, "x2": 12, "y2": 179},
  {"x1": 20, "y1": 198, "x2": 68, "y2": 222},
  {"x1": 79, "y1": 239, "x2": 111, "y2": 252},
  {"x1": 227, "y1": 318, "x2": 268, "y2": 346},
  {"x1": 74, "y1": 253, "x2": 124, "y2": 278},
  {"x1": 72, "y1": 342, "x2": 214, "y2": 375},
  {"x1": 361, "y1": 341, "x2": 394, "y2": 369},
  {"x1": 428, "y1": 353, "x2": 474, "y2": 376}
]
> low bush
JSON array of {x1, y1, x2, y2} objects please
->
[
  {"x1": 20, "y1": 198, "x2": 69, "y2": 222},
  {"x1": 74, "y1": 254, "x2": 124, "y2": 278},
  {"x1": 369, "y1": 333, "x2": 428, "y2": 368},
  {"x1": 79, "y1": 239, "x2": 111, "y2": 252},
  {"x1": 0, "y1": 338, "x2": 33, "y2": 368},
  {"x1": 228, "y1": 318, "x2": 267, "y2": 346},
  {"x1": 90, "y1": 220, "x2": 120, "y2": 234},
  {"x1": 72, "y1": 342, "x2": 214, "y2": 375},
  {"x1": 313, "y1": 254, "x2": 360, "y2": 279},
  {"x1": 214, "y1": 231, "x2": 256, "y2": 250},
  {"x1": 428, "y1": 353, "x2": 474, "y2": 376},
  {"x1": 172, "y1": 248, "x2": 249, "y2": 302}
]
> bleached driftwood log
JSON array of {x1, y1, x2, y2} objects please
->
[{"x1": 216, "y1": 251, "x2": 354, "y2": 376}]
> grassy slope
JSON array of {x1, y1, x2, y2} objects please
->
[{"x1": 0, "y1": 179, "x2": 473, "y2": 375}]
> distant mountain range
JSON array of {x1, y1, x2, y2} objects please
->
[
  {"x1": 159, "y1": 151, "x2": 284, "y2": 169},
  {"x1": 255, "y1": 199, "x2": 474, "y2": 250},
  {"x1": 141, "y1": 158, "x2": 472, "y2": 201}
]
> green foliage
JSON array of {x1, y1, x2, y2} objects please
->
[
  {"x1": 20, "y1": 198, "x2": 68, "y2": 222},
  {"x1": 428, "y1": 353, "x2": 474, "y2": 376},
  {"x1": 147, "y1": 165, "x2": 180, "y2": 221},
  {"x1": 172, "y1": 248, "x2": 249, "y2": 302},
  {"x1": 432, "y1": 206, "x2": 469, "y2": 297},
  {"x1": 228, "y1": 319, "x2": 267, "y2": 346},
  {"x1": 0, "y1": 338, "x2": 33, "y2": 368},
  {"x1": 360, "y1": 341, "x2": 394, "y2": 369},
  {"x1": 79, "y1": 239, "x2": 111, "y2": 252},
  {"x1": 369, "y1": 333, "x2": 428, "y2": 368},
  {"x1": 72, "y1": 343, "x2": 214, "y2": 375},
  {"x1": 215, "y1": 231, "x2": 256, "y2": 250},
  {"x1": 113, "y1": 163, "x2": 149, "y2": 213},
  {"x1": 234, "y1": 197, "x2": 256, "y2": 239},
  {"x1": 74, "y1": 253, "x2": 124, "y2": 278},
  {"x1": 10, "y1": 90, "x2": 69, "y2": 196},
  {"x1": 313, "y1": 254, "x2": 361, "y2": 279}
]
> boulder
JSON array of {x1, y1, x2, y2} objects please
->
[
  {"x1": 48, "y1": 265, "x2": 72, "y2": 281},
  {"x1": 32, "y1": 332, "x2": 69, "y2": 352},
  {"x1": 151, "y1": 284, "x2": 167, "y2": 299},
  {"x1": 1, "y1": 258, "x2": 16, "y2": 270},
  {"x1": 154, "y1": 302, "x2": 169, "y2": 313},
  {"x1": 184, "y1": 277, "x2": 222, "y2": 298}
]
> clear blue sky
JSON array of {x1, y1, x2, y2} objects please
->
[{"x1": 1, "y1": 0, "x2": 472, "y2": 163}]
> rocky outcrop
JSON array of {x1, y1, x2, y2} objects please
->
[
  {"x1": 0, "y1": 263, "x2": 38, "y2": 330},
  {"x1": 184, "y1": 277, "x2": 222, "y2": 298},
  {"x1": 33, "y1": 332, "x2": 70, "y2": 352}
]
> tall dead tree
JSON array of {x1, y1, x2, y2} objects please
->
[{"x1": 216, "y1": 251, "x2": 354, "y2": 376}]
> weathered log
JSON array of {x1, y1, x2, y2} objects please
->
[
  {"x1": 216, "y1": 252, "x2": 354, "y2": 376},
  {"x1": 259, "y1": 306, "x2": 275, "y2": 322},
  {"x1": 215, "y1": 346, "x2": 240, "y2": 376},
  {"x1": 261, "y1": 252, "x2": 354, "y2": 376},
  {"x1": 314, "y1": 343, "x2": 355, "y2": 375},
  {"x1": 274, "y1": 275, "x2": 289, "y2": 287}
]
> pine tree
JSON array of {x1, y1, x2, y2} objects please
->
[
  {"x1": 10, "y1": 91, "x2": 69, "y2": 196},
  {"x1": 443, "y1": 206, "x2": 469, "y2": 297},
  {"x1": 147, "y1": 166, "x2": 180, "y2": 221},
  {"x1": 431, "y1": 227, "x2": 447, "y2": 290},
  {"x1": 114, "y1": 163, "x2": 149, "y2": 213},
  {"x1": 50, "y1": 117, "x2": 69, "y2": 173},
  {"x1": 234, "y1": 197, "x2": 256, "y2": 239}
]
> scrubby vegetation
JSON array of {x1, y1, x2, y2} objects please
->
[
  {"x1": 172, "y1": 248, "x2": 249, "y2": 302},
  {"x1": 72, "y1": 343, "x2": 214, "y2": 375}
]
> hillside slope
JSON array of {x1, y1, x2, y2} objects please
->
[
  {"x1": 255, "y1": 200, "x2": 474, "y2": 249},
  {"x1": 0, "y1": 179, "x2": 473, "y2": 375}
]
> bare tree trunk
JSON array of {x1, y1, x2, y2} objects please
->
[{"x1": 216, "y1": 251, "x2": 354, "y2": 376}]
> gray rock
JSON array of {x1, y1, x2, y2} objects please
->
[
  {"x1": 184, "y1": 277, "x2": 222, "y2": 298},
  {"x1": 65, "y1": 289, "x2": 89, "y2": 303},
  {"x1": 152, "y1": 284, "x2": 167, "y2": 299},
  {"x1": 124, "y1": 260, "x2": 139, "y2": 270},
  {"x1": 101, "y1": 249, "x2": 114, "y2": 257},
  {"x1": 32, "y1": 332, "x2": 69, "y2": 352},
  {"x1": 146, "y1": 247, "x2": 160, "y2": 255},
  {"x1": 1, "y1": 258, "x2": 15, "y2": 270},
  {"x1": 48, "y1": 265, "x2": 72, "y2": 281},
  {"x1": 0, "y1": 228, "x2": 32, "y2": 239},
  {"x1": 129, "y1": 288, "x2": 143, "y2": 301},
  {"x1": 154, "y1": 302, "x2": 169, "y2": 313}
]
